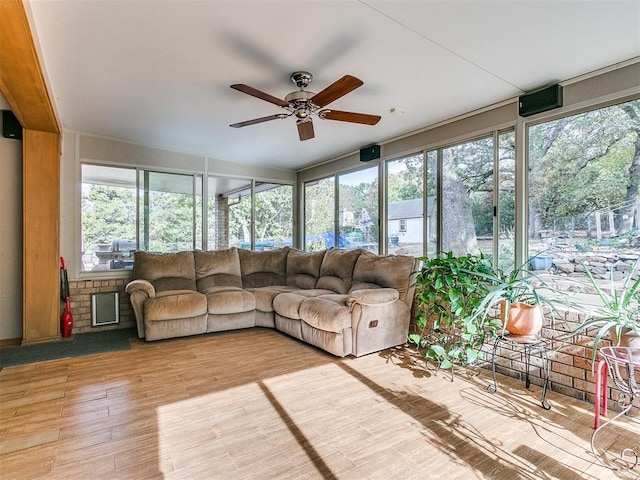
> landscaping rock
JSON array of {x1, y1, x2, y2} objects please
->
[{"x1": 556, "y1": 262, "x2": 575, "y2": 274}]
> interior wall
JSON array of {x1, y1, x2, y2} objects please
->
[{"x1": 0, "y1": 93, "x2": 23, "y2": 341}]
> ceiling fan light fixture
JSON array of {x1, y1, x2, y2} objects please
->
[
  {"x1": 295, "y1": 108, "x2": 310, "y2": 119},
  {"x1": 290, "y1": 71, "x2": 313, "y2": 89}
]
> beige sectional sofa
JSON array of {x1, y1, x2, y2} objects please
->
[{"x1": 126, "y1": 247, "x2": 418, "y2": 357}]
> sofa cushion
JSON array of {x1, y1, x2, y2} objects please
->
[
  {"x1": 286, "y1": 249, "x2": 325, "y2": 289},
  {"x1": 203, "y1": 286, "x2": 256, "y2": 314},
  {"x1": 349, "y1": 251, "x2": 416, "y2": 302},
  {"x1": 133, "y1": 251, "x2": 196, "y2": 292},
  {"x1": 238, "y1": 247, "x2": 289, "y2": 288},
  {"x1": 300, "y1": 295, "x2": 351, "y2": 333},
  {"x1": 144, "y1": 290, "x2": 207, "y2": 321},
  {"x1": 315, "y1": 248, "x2": 362, "y2": 294},
  {"x1": 272, "y1": 289, "x2": 336, "y2": 319},
  {"x1": 195, "y1": 248, "x2": 242, "y2": 291},
  {"x1": 249, "y1": 286, "x2": 298, "y2": 313},
  {"x1": 272, "y1": 292, "x2": 308, "y2": 320}
]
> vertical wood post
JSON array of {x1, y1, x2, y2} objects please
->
[{"x1": 22, "y1": 129, "x2": 60, "y2": 343}]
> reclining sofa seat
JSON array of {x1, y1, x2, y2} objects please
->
[
  {"x1": 127, "y1": 251, "x2": 208, "y2": 341},
  {"x1": 126, "y1": 247, "x2": 418, "y2": 357}
]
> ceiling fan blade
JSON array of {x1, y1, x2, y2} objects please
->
[
  {"x1": 310, "y1": 75, "x2": 363, "y2": 107},
  {"x1": 320, "y1": 109, "x2": 381, "y2": 125},
  {"x1": 297, "y1": 119, "x2": 315, "y2": 141},
  {"x1": 230, "y1": 113, "x2": 288, "y2": 128},
  {"x1": 230, "y1": 84, "x2": 289, "y2": 107}
]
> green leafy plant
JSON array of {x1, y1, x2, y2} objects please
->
[
  {"x1": 409, "y1": 252, "x2": 499, "y2": 370},
  {"x1": 571, "y1": 257, "x2": 640, "y2": 364}
]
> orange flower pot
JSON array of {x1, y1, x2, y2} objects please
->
[{"x1": 500, "y1": 301, "x2": 543, "y2": 336}]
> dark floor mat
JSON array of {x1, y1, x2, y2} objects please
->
[{"x1": 0, "y1": 328, "x2": 135, "y2": 368}]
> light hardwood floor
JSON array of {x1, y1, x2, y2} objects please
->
[{"x1": 1, "y1": 328, "x2": 638, "y2": 479}]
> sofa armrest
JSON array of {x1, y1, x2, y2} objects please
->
[
  {"x1": 348, "y1": 288, "x2": 399, "y2": 307},
  {"x1": 126, "y1": 279, "x2": 156, "y2": 298},
  {"x1": 348, "y1": 289, "x2": 409, "y2": 357},
  {"x1": 125, "y1": 279, "x2": 155, "y2": 338}
]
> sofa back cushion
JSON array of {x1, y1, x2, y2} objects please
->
[
  {"x1": 349, "y1": 251, "x2": 418, "y2": 304},
  {"x1": 315, "y1": 248, "x2": 362, "y2": 294},
  {"x1": 238, "y1": 247, "x2": 289, "y2": 288},
  {"x1": 286, "y1": 249, "x2": 325, "y2": 289},
  {"x1": 133, "y1": 251, "x2": 196, "y2": 292},
  {"x1": 194, "y1": 248, "x2": 242, "y2": 291}
]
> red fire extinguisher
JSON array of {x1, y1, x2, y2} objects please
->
[{"x1": 60, "y1": 257, "x2": 73, "y2": 337}]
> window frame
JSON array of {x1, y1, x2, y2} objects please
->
[{"x1": 79, "y1": 162, "x2": 295, "y2": 277}]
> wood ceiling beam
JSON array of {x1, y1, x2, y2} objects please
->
[{"x1": 0, "y1": 0, "x2": 59, "y2": 133}]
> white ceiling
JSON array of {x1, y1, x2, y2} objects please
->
[{"x1": 27, "y1": 0, "x2": 640, "y2": 171}]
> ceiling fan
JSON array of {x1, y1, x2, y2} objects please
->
[{"x1": 229, "y1": 71, "x2": 381, "y2": 141}]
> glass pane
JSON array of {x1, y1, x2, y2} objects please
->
[
  {"x1": 304, "y1": 177, "x2": 335, "y2": 251},
  {"x1": 81, "y1": 165, "x2": 137, "y2": 271},
  {"x1": 528, "y1": 99, "x2": 640, "y2": 282},
  {"x1": 498, "y1": 131, "x2": 515, "y2": 272},
  {"x1": 207, "y1": 176, "x2": 252, "y2": 250},
  {"x1": 226, "y1": 182, "x2": 253, "y2": 250},
  {"x1": 442, "y1": 137, "x2": 494, "y2": 259},
  {"x1": 255, "y1": 183, "x2": 293, "y2": 250},
  {"x1": 426, "y1": 150, "x2": 438, "y2": 258},
  {"x1": 387, "y1": 154, "x2": 424, "y2": 256},
  {"x1": 339, "y1": 167, "x2": 379, "y2": 253},
  {"x1": 139, "y1": 171, "x2": 196, "y2": 253}
]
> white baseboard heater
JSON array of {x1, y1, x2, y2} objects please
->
[{"x1": 91, "y1": 292, "x2": 120, "y2": 327}]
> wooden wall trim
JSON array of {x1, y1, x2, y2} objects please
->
[
  {"x1": 0, "y1": 0, "x2": 62, "y2": 343},
  {"x1": 22, "y1": 129, "x2": 60, "y2": 344},
  {"x1": 0, "y1": 0, "x2": 59, "y2": 133}
]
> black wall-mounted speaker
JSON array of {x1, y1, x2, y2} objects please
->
[
  {"x1": 2, "y1": 110, "x2": 22, "y2": 140},
  {"x1": 360, "y1": 144, "x2": 380, "y2": 162},
  {"x1": 518, "y1": 84, "x2": 563, "y2": 117}
]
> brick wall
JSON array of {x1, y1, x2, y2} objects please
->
[
  {"x1": 488, "y1": 311, "x2": 640, "y2": 415},
  {"x1": 215, "y1": 195, "x2": 229, "y2": 249},
  {"x1": 68, "y1": 272, "x2": 134, "y2": 334},
  {"x1": 410, "y1": 303, "x2": 639, "y2": 415}
]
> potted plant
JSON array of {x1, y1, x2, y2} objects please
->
[
  {"x1": 409, "y1": 251, "x2": 500, "y2": 372},
  {"x1": 468, "y1": 257, "x2": 574, "y2": 338},
  {"x1": 571, "y1": 257, "x2": 640, "y2": 363}
]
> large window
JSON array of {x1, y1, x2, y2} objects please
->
[
  {"x1": 302, "y1": 134, "x2": 513, "y2": 261},
  {"x1": 528, "y1": 98, "x2": 639, "y2": 281},
  {"x1": 339, "y1": 167, "x2": 379, "y2": 253},
  {"x1": 227, "y1": 182, "x2": 253, "y2": 250},
  {"x1": 207, "y1": 176, "x2": 250, "y2": 250},
  {"x1": 441, "y1": 136, "x2": 494, "y2": 259},
  {"x1": 304, "y1": 176, "x2": 335, "y2": 251},
  {"x1": 387, "y1": 154, "x2": 424, "y2": 256},
  {"x1": 81, "y1": 165, "x2": 137, "y2": 271},
  {"x1": 139, "y1": 171, "x2": 202, "y2": 253},
  {"x1": 81, "y1": 165, "x2": 202, "y2": 271},
  {"x1": 498, "y1": 131, "x2": 516, "y2": 272},
  {"x1": 255, "y1": 183, "x2": 293, "y2": 250},
  {"x1": 304, "y1": 168, "x2": 379, "y2": 253},
  {"x1": 425, "y1": 150, "x2": 438, "y2": 258},
  {"x1": 82, "y1": 166, "x2": 294, "y2": 271},
  {"x1": 423, "y1": 132, "x2": 514, "y2": 266},
  {"x1": 209, "y1": 178, "x2": 293, "y2": 251}
]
